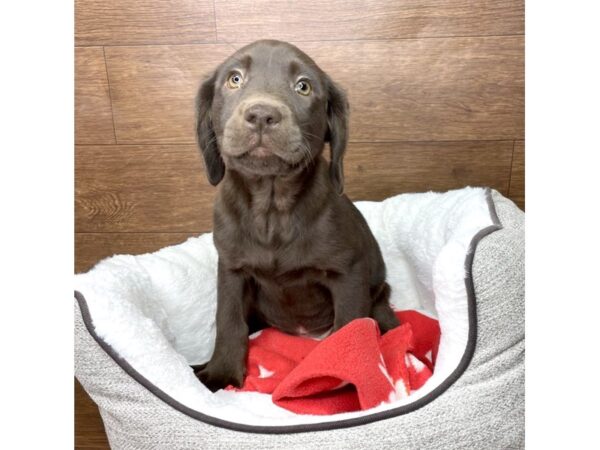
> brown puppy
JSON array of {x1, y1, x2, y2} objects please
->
[{"x1": 194, "y1": 40, "x2": 398, "y2": 392}]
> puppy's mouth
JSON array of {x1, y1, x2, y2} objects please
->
[
  {"x1": 247, "y1": 145, "x2": 275, "y2": 159},
  {"x1": 240, "y1": 132, "x2": 290, "y2": 158},
  {"x1": 237, "y1": 147, "x2": 300, "y2": 172},
  {"x1": 235, "y1": 139, "x2": 305, "y2": 165},
  {"x1": 240, "y1": 145, "x2": 307, "y2": 168}
]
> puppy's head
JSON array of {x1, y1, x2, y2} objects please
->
[{"x1": 195, "y1": 40, "x2": 349, "y2": 194}]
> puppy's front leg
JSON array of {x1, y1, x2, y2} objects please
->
[
  {"x1": 329, "y1": 262, "x2": 373, "y2": 332},
  {"x1": 196, "y1": 261, "x2": 251, "y2": 392}
]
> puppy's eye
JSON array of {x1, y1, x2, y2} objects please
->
[
  {"x1": 295, "y1": 80, "x2": 312, "y2": 96},
  {"x1": 226, "y1": 72, "x2": 243, "y2": 89}
]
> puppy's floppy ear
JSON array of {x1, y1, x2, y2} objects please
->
[
  {"x1": 195, "y1": 72, "x2": 225, "y2": 186},
  {"x1": 324, "y1": 77, "x2": 350, "y2": 195}
]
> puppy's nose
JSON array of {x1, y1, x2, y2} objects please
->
[{"x1": 244, "y1": 103, "x2": 282, "y2": 131}]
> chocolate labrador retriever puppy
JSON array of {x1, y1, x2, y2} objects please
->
[{"x1": 194, "y1": 40, "x2": 398, "y2": 392}]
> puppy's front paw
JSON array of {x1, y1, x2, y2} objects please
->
[{"x1": 195, "y1": 360, "x2": 245, "y2": 392}]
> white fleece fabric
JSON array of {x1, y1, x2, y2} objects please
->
[{"x1": 74, "y1": 187, "x2": 494, "y2": 426}]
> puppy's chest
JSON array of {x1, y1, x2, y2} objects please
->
[
  {"x1": 232, "y1": 236, "x2": 311, "y2": 277},
  {"x1": 250, "y1": 208, "x2": 295, "y2": 246},
  {"x1": 223, "y1": 224, "x2": 328, "y2": 282},
  {"x1": 247, "y1": 184, "x2": 297, "y2": 245},
  {"x1": 217, "y1": 182, "x2": 343, "y2": 277}
]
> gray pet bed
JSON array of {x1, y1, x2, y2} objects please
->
[{"x1": 74, "y1": 188, "x2": 524, "y2": 449}]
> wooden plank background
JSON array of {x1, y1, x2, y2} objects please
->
[{"x1": 75, "y1": 0, "x2": 524, "y2": 447}]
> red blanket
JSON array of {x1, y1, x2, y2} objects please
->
[{"x1": 227, "y1": 311, "x2": 440, "y2": 415}]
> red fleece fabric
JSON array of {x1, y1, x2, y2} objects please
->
[{"x1": 226, "y1": 311, "x2": 440, "y2": 415}]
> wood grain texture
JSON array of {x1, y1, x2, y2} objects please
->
[
  {"x1": 343, "y1": 141, "x2": 514, "y2": 200},
  {"x1": 215, "y1": 0, "x2": 524, "y2": 42},
  {"x1": 104, "y1": 44, "x2": 233, "y2": 143},
  {"x1": 75, "y1": 0, "x2": 216, "y2": 46},
  {"x1": 509, "y1": 140, "x2": 524, "y2": 210},
  {"x1": 76, "y1": 232, "x2": 194, "y2": 272},
  {"x1": 105, "y1": 37, "x2": 523, "y2": 144},
  {"x1": 75, "y1": 47, "x2": 116, "y2": 145},
  {"x1": 75, "y1": 380, "x2": 109, "y2": 449},
  {"x1": 76, "y1": 145, "x2": 215, "y2": 233},
  {"x1": 75, "y1": 141, "x2": 512, "y2": 233},
  {"x1": 299, "y1": 37, "x2": 524, "y2": 142}
]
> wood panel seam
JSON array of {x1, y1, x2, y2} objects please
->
[
  {"x1": 507, "y1": 139, "x2": 516, "y2": 195},
  {"x1": 75, "y1": 33, "x2": 525, "y2": 49},
  {"x1": 75, "y1": 139, "x2": 517, "y2": 146},
  {"x1": 75, "y1": 229, "x2": 204, "y2": 235},
  {"x1": 212, "y1": 0, "x2": 219, "y2": 43},
  {"x1": 102, "y1": 46, "x2": 119, "y2": 144},
  {"x1": 76, "y1": 139, "x2": 521, "y2": 147}
]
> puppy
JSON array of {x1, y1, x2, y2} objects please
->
[{"x1": 194, "y1": 40, "x2": 398, "y2": 392}]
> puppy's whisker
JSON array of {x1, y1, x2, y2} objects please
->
[
  {"x1": 200, "y1": 135, "x2": 219, "y2": 149},
  {"x1": 302, "y1": 135, "x2": 315, "y2": 161},
  {"x1": 299, "y1": 137, "x2": 315, "y2": 171},
  {"x1": 296, "y1": 141, "x2": 310, "y2": 171}
]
